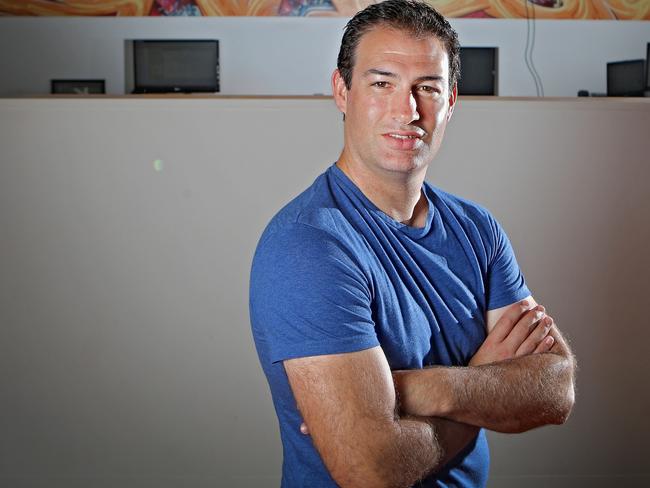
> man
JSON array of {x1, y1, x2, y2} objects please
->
[{"x1": 249, "y1": 1, "x2": 575, "y2": 486}]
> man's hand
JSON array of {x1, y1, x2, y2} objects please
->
[
  {"x1": 469, "y1": 300, "x2": 555, "y2": 366},
  {"x1": 392, "y1": 299, "x2": 554, "y2": 417},
  {"x1": 390, "y1": 298, "x2": 575, "y2": 432}
]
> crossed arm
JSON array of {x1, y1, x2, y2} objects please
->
[{"x1": 284, "y1": 298, "x2": 576, "y2": 488}]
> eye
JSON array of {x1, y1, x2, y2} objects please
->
[
  {"x1": 371, "y1": 81, "x2": 390, "y2": 88},
  {"x1": 416, "y1": 85, "x2": 438, "y2": 94}
]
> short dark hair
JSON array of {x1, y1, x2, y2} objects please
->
[{"x1": 337, "y1": 0, "x2": 461, "y2": 92}]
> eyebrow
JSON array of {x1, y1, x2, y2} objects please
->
[{"x1": 363, "y1": 68, "x2": 445, "y2": 83}]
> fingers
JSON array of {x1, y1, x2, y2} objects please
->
[
  {"x1": 515, "y1": 315, "x2": 554, "y2": 357},
  {"x1": 490, "y1": 299, "x2": 535, "y2": 343},
  {"x1": 502, "y1": 305, "x2": 546, "y2": 351},
  {"x1": 533, "y1": 333, "x2": 555, "y2": 354}
]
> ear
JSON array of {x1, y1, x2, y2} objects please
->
[
  {"x1": 446, "y1": 83, "x2": 458, "y2": 121},
  {"x1": 331, "y1": 69, "x2": 348, "y2": 115}
]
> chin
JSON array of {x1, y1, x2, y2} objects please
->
[{"x1": 380, "y1": 154, "x2": 430, "y2": 175}]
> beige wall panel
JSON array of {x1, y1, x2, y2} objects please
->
[{"x1": 1, "y1": 97, "x2": 648, "y2": 487}]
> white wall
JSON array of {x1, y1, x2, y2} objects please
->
[{"x1": 0, "y1": 16, "x2": 648, "y2": 97}]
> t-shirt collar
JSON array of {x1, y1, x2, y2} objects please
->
[{"x1": 329, "y1": 163, "x2": 434, "y2": 238}]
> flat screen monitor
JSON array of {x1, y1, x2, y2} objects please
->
[
  {"x1": 133, "y1": 40, "x2": 219, "y2": 94},
  {"x1": 458, "y1": 47, "x2": 498, "y2": 96},
  {"x1": 607, "y1": 59, "x2": 645, "y2": 97}
]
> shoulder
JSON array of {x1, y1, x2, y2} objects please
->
[
  {"x1": 252, "y1": 169, "x2": 373, "y2": 292},
  {"x1": 257, "y1": 169, "x2": 365, "y2": 256}
]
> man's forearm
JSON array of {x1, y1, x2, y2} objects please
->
[
  {"x1": 393, "y1": 351, "x2": 575, "y2": 433},
  {"x1": 418, "y1": 416, "x2": 480, "y2": 473},
  {"x1": 356, "y1": 416, "x2": 478, "y2": 488}
]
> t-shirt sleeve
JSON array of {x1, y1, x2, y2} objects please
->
[
  {"x1": 249, "y1": 222, "x2": 379, "y2": 364},
  {"x1": 485, "y1": 215, "x2": 531, "y2": 310}
]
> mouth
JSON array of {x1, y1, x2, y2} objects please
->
[
  {"x1": 382, "y1": 130, "x2": 426, "y2": 150},
  {"x1": 387, "y1": 133, "x2": 420, "y2": 140},
  {"x1": 384, "y1": 130, "x2": 426, "y2": 140}
]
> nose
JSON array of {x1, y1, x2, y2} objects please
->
[{"x1": 391, "y1": 89, "x2": 420, "y2": 124}]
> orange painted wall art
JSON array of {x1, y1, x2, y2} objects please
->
[{"x1": 0, "y1": 0, "x2": 647, "y2": 19}]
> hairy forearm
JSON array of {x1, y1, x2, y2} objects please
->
[
  {"x1": 418, "y1": 416, "x2": 480, "y2": 473},
  {"x1": 394, "y1": 352, "x2": 575, "y2": 433},
  {"x1": 340, "y1": 415, "x2": 478, "y2": 488}
]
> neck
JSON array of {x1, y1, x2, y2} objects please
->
[{"x1": 336, "y1": 156, "x2": 429, "y2": 228}]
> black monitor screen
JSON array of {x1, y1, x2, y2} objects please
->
[
  {"x1": 458, "y1": 47, "x2": 497, "y2": 96},
  {"x1": 607, "y1": 59, "x2": 644, "y2": 97},
  {"x1": 134, "y1": 40, "x2": 219, "y2": 93}
]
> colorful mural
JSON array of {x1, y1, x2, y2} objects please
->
[{"x1": 0, "y1": 0, "x2": 647, "y2": 19}]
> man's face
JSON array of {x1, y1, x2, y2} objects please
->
[{"x1": 333, "y1": 25, "x2": 457, "y2": 178}]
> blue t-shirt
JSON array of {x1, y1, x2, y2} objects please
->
[{"x1": 249, "y1": 164, "x2": 530, "y2": 487}]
